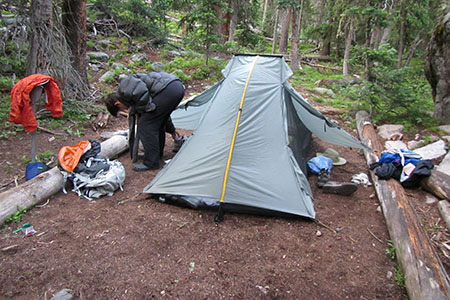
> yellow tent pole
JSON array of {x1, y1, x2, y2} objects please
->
[{"x1": 220, "y1": 55, "x2": 259, "y2": 203}]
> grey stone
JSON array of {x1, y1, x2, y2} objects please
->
[
  {"x1": 151, "y1": 62, "x2": 165, "y2": 72},
  {"x1": 111, "y1": 62, "x2": 125, "y2": 70},
  {"x1": 425, "y1": 195, "x2": 438, "y2": 205},
  {"x1": 442, "y1": 136, "x2": 450, "y2": 142},
  {"x1": 436, "y1": 152, "x2": 450, "y2": 176},
  {"x1": 131, "y1": 53, "x2": 147, "y2": 63},
  {"x1": 99, "y1": 71, "x2": 114, "y2": 82},
  {"x1": 439, "y1": 125, "x2": 450, "y2": 134},
  {"x1": 377, "y1": 124, "x2": 404, "y2": 140},
  {"x1": 384, "y1": 141, "x2": 407, "y2": 150},
  {"x1": 437, "y1": 200, "x2": 450, "y2": 230},
  {"x1": 87, "y1": 51, "x2": 109, "y2": 62},
  {"x1": 89, "y1": 63, "x2": 101, "y2": 72},
  {"x1": 407, "y1": 140, "x2": 426, "y2": 150},
  {"x1": 414, "y1": 140, "x2": 447, "y2": 160},
  {"x1": 51, "y1": 289, "x2": 73, "y2": 300},
  {"x1": 169, "y1": 50, "x2": 181, "y2": 56},
  {"x1": 313, "y1": 87, "x2": 335, "y2": 98}
]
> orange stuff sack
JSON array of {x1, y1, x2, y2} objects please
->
[{"x1": 58, "y1": 140, "x2": 91, "y2": 172}]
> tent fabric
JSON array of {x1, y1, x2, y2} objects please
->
[{"x1": 143, "y1": 55, "x2": 370, "y2": 219}]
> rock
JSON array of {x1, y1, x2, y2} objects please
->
[
  {"x1": 425, "y1": 195, "x2": 438, "y2": 205},
  {"x1": 169, "y1": 50, "x2": 181, "y2": 56},
  {"x1": 437, "y1": 200, "x2": 450, "y2": 230},
  {"x1": 414, "y1": 140, "x2": 447, "y2": 160},
  {"x1": 436, "y1": 152, "x2": 450, "y2": 176},
  {"x1": 87, "y1": 51, "x2": 109, "y2": 62},
  {"x1": 443, "y1": 136, "x2": 450, "y2": 142},
  {"x1": 99, "y1": 71, "x2": 114, "y2": 82},
  {"x1": 439, "y1": 125, "x2": 450, "y2": 134},
  {"x1": 151, "y1": 62, "x2": 165, "y2": 72},
  {"x1": 51, "y1": 289, "x2": 73, "y2": 300},
  {"x1": 316, "y1": 230, "x2": 322, "y2": 237},
  {"x1": 386, "y1": 271, "x2": 393, "y2": 279},
  {"x1": 131, "y1": 53, "x2": 147, "y2": 63},
  {"x1": 111, "y1": 62, "x2": 125, "y2": 70},
  {"x1": 89, "y1": 63, "x2": 101, "y2": 72},
  {"x1": 377, "y1": 124, "x2": 404, "y2": 140},
  {"x1": 313, "y1": 87, "x2": 335, "y2": 98},
  {"x1": 407, "y1": 140, "x2": 426, "y2": 150},
  {"x1": 384, "y1": 140, "x2": 407, "y2": 150}
]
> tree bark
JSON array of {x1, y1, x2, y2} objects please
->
[
  {"x1": 228, "y1": 0, "x2": 238, "y2": 42},
  {"x1": 343, "y1": 21, "x2": 353, "y2": 78},
  {"x1": 27, "y1": 0, "x2": 53, "y2": 75},
  {"x1": 261, "y1": 0, "x2": 270, "y2": 28},
  {"x1": 278, "y1": 8, "x2": 291, "y2": 54},
  {"x1": 424, "y1": 12, "x2": 450, "y2": 124},
  {"x1": 290, "y1": 8, "x2": 300, "y2": 71},
  {"x1": 356, "y1": 110, "x2": 450, "y2": 300},
  {"x1": 0, "y1": 135, "x2": 129, "y2": 225},
  {"x1": 320, "y1": 19, "x2": 331, "y2": 56},
  {"x1": 62, "y1": 0, "x2": 88, "y2": 85},
  {"x1": 397, "y1": 0, "x2": 406, "y2": 69},
  {"x1": 272, "y1": 9, "x2": 279, "y2": 54}
]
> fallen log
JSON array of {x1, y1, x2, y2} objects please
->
[
  {"x1": 356, "y1": 110, "x2": 450, "y2": 300},
  {"x1": 420, "y1": 170, "x2": 450, "y2": 201},
  {"x1": 0, "y1": 134, "x2": 129, "y2": 225}
]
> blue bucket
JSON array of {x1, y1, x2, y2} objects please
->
[{"x1": 26, "y1": 162, "x2": 50, "y2": 181}]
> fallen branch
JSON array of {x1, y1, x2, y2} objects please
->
[
  {"x1": 315, "y1": 219, "x2": 336, "y2": 234},
  {"x1": 301, "y1": 60, "x2": 341, "y2": 72},
  {"x1": 367, "y1": 227, "x2": 384, "y2": 244},
  {"x1": 37, "y1": 126, "x2": 64, "y2": 136}
]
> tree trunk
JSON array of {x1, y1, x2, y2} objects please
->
[
  {"x1": 420, "y1": 170, "x2": 450, "y2": 201},
  {"x1": 320, "y1": 19, "x2": 331, "y2": 56},
  {"x1": 62, "y1": 0, "x2": 88, "y2": 85},
  {"x1": 27, "y1": 0, "x2": 53, "y2": 75},
  {"x1": 356, "y1": 110, "x2": 450, "y2": 300},
  {"x1": 272, "y1": 9, "x2": 279, "y2": 54},
  {"x1": 343, "y1": 21, "x2": 353, "y2": 78},
  {"x1": 364, "y1": 17, "x2": 372, "y2": 80},
  {"x1": 214, "y1": 3, "x2": 229, "y2": 44},
  {"x1": 404, "y1": 36, "x2": 422, "y2": 67},
  {"x1": 397, "y1": 0, "x2": 406, "y2": 69},
  {"x1": 424, "y1": 12, "x2": 450, "y2": 124},
  {"x1": 278, "y1": 8, "x2": 291, "y2": 54},
  {"x1": 228, "y1": 0, "x2": 238, "y2": 42},
  {"x1": 290, "y1": 8, "x2": 300, "y2": 71},
  {"x1": 261, "y1": 0, "x2": 270, "y2": 28},
  {"x1": 0, "y1": 135, "x2": 129, "y2": 225}
]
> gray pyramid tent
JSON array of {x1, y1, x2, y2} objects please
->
[{"x1": 143, "y1": 54, "x2": 370, "y2": 219}]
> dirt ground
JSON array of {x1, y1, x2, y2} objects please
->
[{"x1": 1, "y1": 98, "x2": 425, "y2": 299}]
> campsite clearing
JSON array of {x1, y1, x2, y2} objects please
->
[{"x1": 0, "y1": 104, "x2": 413, "y2": 299}]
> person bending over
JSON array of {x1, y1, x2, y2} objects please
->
[{"x1": 104, "y1": 72, "x2": 185, "y2": 171}]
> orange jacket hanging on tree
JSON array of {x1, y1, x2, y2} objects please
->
[{"x1": 9, "y1": 74, "x2": 63, "y2": 132}]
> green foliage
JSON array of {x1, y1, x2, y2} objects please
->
[
  {"x1": 179, "y1": 0, "x2": 229, "y2": 65},
  {"x1": 5, "y1": 207, "x2": 28, "y2": 224},
  {"x1": 394, "y1": 266, "x2": 406, "y2": 288},
  {"x1": 385, "y1": 240, "x2": 396, "y2": 260},
  {"x1": 89, "y1": 0, "x2": 169, "y2": 40}
]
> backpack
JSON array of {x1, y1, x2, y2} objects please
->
[{"x1": 58, "y1": 140, "x2": 126, "y2": 200}]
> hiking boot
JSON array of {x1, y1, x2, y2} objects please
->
[
  {"x1": 317, "y1": 170, "x2": 331, "y2": 188},
  {"x1": 322, "y1": 181, "x2": 357, "y2": 196},
  {"x1": 132, "y1": 163, "x2": 158, "y2": 172}
]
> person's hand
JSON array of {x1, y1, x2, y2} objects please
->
[{"x1": 172, "y1": 130, "x2": 181, "y2": 139}]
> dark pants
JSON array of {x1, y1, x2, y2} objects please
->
[{"x1": 138, "y1": 80, "x2": 184, "y2": 168}]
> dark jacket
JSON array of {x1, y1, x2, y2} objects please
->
[{"x1": 117, "y1": 72, "x2": 180, "y2": 113}]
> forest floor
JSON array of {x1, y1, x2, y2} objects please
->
[{"x1": 0, "y1": 51, "x2": 447, "y2": 299}]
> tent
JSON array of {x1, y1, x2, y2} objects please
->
[{"x1": 143, "y1": 54, "x2": 370, "y2": 219}]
